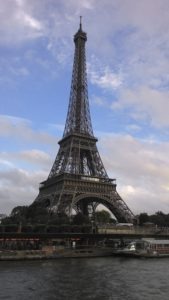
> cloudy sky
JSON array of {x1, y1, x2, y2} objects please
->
[{"x1": 1, "y1": 0, "x2": 169, "y2": 216}]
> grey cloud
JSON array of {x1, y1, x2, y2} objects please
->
[
  {"x1": 1, "y1": 0, "x2": 169, "y2": 215},
  {"x1": 0, "y1": 168, "x2": 47, "y2": 214},
  {"x1": 1, "y1": 133, "x2": 169, "y2": 215},
  {"x1": 0, "y1": 149, "x2": 53, "y2": 170},
  {"x1": 0, "y1": 0, "x2": 43, "y2": 45},
  {"x1": 98, "y1": 134, "x2": 169, "y2": 214},
  {"x1": 1, "y1": 0, "x2": 169, "y2": 95},
  {"x1": 0, "y1": 115, "x2": 57, "y2": 145},
  {"x1": 112, "y1": 87, "x2": 169, "y2": 128}
]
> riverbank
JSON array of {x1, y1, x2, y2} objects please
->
[{"x1": 0, "y1": 245, "x2": 114, "y2": 260}]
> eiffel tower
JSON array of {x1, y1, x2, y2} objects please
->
[{"x1": 35, "y1": 19, "x2": 134, "y2": 223}]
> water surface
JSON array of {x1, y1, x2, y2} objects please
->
[{"x1": 0, "y1": 257, "x2": 169, "y2": 300}]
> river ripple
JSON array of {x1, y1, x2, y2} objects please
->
[{"x1": 0, "y1": 257, "x2": 169, "y2": 300}]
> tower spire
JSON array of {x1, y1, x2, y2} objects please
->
[
  {"x1": 63, "y1": 20, "x2": 93, "y2": 137},
  {"x1": 80, "y1": 16, "x2": 82, "y2": 30}
]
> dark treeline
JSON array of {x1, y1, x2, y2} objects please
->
[
  {"x1": 1, "y1": 204, "x2": 89, "y2": 226},
  {"x1": 138, "y1": 211, "x2": 169, "y2": 227},
  {"x1": 1, "y1": 204, "x2": 114, "y2": 226},
  {"x1": 2, "y1": 203, "x2": 169, "y2": 228},
  {"x1": 0, "y1": 204, "x2": 116, "y2": 234}
]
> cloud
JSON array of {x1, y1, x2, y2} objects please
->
[
  {"x1": 126, "y1": 124, "x2": 141, "y2": 133},
  {"x1": 0, "y1": 159, "x2": 14, "y2": 169},
  {"x1": 91, "y1": 95, "x2": 109, "y2": 108},
  {"x1": 99, "y1": 133, "x2": 169, "y2": 214},
  {"x1": 0, "y1": 149, "x2": 52, "y2": 170},
  {"x1": 0, "y1": 0, "x2": 44, "y2": 45},
  {"x1": 88, "y1": 64, "x2": 123, "y2": 90},
  {"x1": 0, "y1": 167, "x2": 47, "y2": 214},
  {"x1": 1, "y1": 132, "x2": 169, "y2": 215},
  {"x1": 111, "y1": 87, "x2": 169, "y2": 129},
  {"x1": 0, "y1": 57, "x2": 31, "y2": 88},
  {"x1": 85, "y1": 0, "x2": 169, "y2": 93},
  {"x1": 19, "y1": 149, "x2": 52, "y2": 166},
  {"x1": 0, "y1": 115, "x2": 57, "y2": 145},
  {"x1": 91, "y1": 68, "x2": 122, "y2": 90},
  {"x1": 48, "y1": 123, "x2": 65, "y2": 132},
  {"x1": 1, "y1": 0, "x2": 169, "y2": 91},
  {"x1": 1, "y1": 0, "x2": 169, "y2": 216},
  {"x1": 0, "y1": 114, "x2": 58, "y2": 214}
]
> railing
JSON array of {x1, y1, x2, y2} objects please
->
[
  {"x1": 97, "y1": 225, "x2": 169, "y2": 235},
  {"x1": 0, "y1": 224, "x2": 92, "y2": 234},
  {"x1": 1, "y1": 223, "x2": 169, "y2": 236}
]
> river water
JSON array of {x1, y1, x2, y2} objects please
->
[{"x1": 0, "y1": 257, "x2": 169, "y2": 300}]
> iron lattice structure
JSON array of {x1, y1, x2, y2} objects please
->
[{"x1": 35, "y1": 21, "x2": 134, "y2": 223}]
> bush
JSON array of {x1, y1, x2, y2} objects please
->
[{"x1": 4, "y1": 225, "x2": 18, "y2": 233}]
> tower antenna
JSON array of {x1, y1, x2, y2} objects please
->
[{"x1": 80, "y1": 16, "x2": 82, "y2": 30}]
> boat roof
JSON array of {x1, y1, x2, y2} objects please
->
[{"x1": 143, "y1": 239, "x2": 169, "y2": 245}]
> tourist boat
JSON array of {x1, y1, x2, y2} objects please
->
[{"x1": 113, "y1": 239, "x2": 169, "y2": 257}]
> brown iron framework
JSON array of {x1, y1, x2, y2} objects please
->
[{"x1": 35, "y1": 19, "x2": 134, "y2": 223}]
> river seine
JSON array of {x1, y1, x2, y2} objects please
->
[{"x1": 0, "y1": 257, "x2": 169, "y2": 300}]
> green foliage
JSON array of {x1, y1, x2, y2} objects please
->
[
  {"x1": 2, "y1": 204, "x2": 70, "y2": 226},
  {"x1": 5, "y1": 201, "x2": 169, "y2": 229},
  {"x1": 4, "y1": 224, "x2": 18, "y2": 233},
  {"x1": 11, "y1": 206, "x2": 28, "y2": 217},
  {"x1": 1, "y1": 217, "x2": 13, "y2": 225},
  {"x1": 2, "y1": 203, "x2": 50, "y2": 225},
  {"x1": 33, "y1": 224, "x2": 47, "y2": 233},
  {"x1": 95, "y1": 210, "x2": 112, "y2": 224},
  {"x1": 149, "y1": 211, "x2": 168, "y2": 227},
  {"x1": 2, "y1": 206, "x2": 28, "y2": 225},
  {"x1": 26, "y1": 203, "x2": 50, "y2": 223},
  {"x1": 138, "y1": 213, "x2": 149, "y2": 225},
  {"x1": 138, "y1": 211, "x2": 169, "y2": 227},
  {"x1": 72, "y1": 213, "x2": 91, "y2": 225}
]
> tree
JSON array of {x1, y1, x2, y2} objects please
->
[
  {"x1": 11, "y1": 206, "x2": 28, "y2": 217},
  {"x1": 95, "y1": 210, "x2": 112, "y2": 224},
  {"x1": 72, "y1": 213, "x2": 91, "y2": 225},
  {"x1": 48, "y1": 213, "x2": 70, "y2": 225},
  {"x1": 150, "y1": 211, "x2": 166, "y2": 227},
  {"x1": 138, "y1": 213, "x2": 149, "y2": 225},
  {"x1": 26, "y1": 203, "x2": 50, "y2": 224}
]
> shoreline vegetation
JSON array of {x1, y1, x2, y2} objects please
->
[
  {"x1": 1, "y1": 209, "x2": 169, "y2": 260},
  {"x1": 1, "y1": 206, "x2": 169, "y2": 229}
]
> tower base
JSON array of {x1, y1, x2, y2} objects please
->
[{"x1": 35, "y1": 173, "x2": 134, "y2": 223}]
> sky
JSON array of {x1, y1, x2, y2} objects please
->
[{"x1": 1, "y1": 0, "x2": 169, "y2": 216}]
